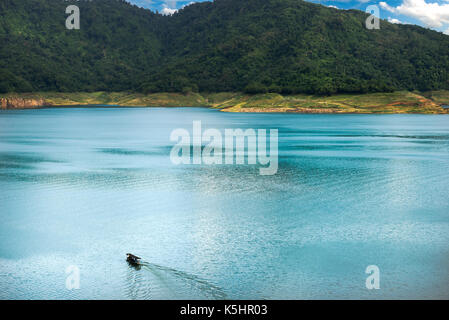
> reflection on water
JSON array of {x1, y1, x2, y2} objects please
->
[{"x1": 0, "y1": 108, "x2": 449, "y2": 299}]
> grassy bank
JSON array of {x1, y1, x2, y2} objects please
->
[
  {"x1": 1, "y1": 91, "x2": 449, "y2": 113},
  {"x1": 0, "y1": 92, "x2": 210, "y2": 108}
]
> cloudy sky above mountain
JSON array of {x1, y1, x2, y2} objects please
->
[{"x1": 130, "y1": 0, "x2": 449, "y2": 35}]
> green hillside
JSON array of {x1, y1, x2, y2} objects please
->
[{"x1": 1, "y1": 0, "x2": 449, "y2": 95}]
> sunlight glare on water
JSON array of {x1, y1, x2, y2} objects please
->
[{"x1": 0, "y1": 108, "x2": 449, "y2": 299}]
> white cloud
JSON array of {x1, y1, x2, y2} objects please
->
[
  {"x1": 444, "y1": 28, "x2": 449, "y2": 34},
  {"x1": 388, "y1": 17, "x2": 403, "y2": 24},
  {"x1": 159, "y1": 1, "x2": 197, "y2": 15},
  {"x1": 380, "y1": 0, "x2": 449, "y2": 28},
  {"x1": 327, "y1": 5, "x2": 339, "y2": 9},
  {"x1": 159, "y1": 0, "x2": 179, "y2": 15},
  {"x1": 161, "y1": 7, "x2": 178, "y2": 15},
  {"x1": 379, "y1": 2, "x2": 394, "y2": 11}
]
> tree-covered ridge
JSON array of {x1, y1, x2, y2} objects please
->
[
  {"x1": 1, "y1": 0, "x2": 449, "y2": 95},
  {"x1": 0, "y1": 0, "x2": 163, "y2": 92}
]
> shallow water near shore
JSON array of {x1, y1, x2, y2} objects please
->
[{"x1": 0, "y1": 107, "x2": 449, "y2": 299}]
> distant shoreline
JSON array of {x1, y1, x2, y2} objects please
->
[{"x1": 1, "y1": 91, "x2": 449, "y2": 114}]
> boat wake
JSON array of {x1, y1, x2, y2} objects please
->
[{"x1": 124, "y1": 260, "x2": 227, "y2": 300}]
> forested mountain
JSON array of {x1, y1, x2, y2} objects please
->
[{"x1": 1, "y1": 0, "x2": 449, "y2": 94}]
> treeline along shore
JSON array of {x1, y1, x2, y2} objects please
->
[{"x1": 1, "y1": 91, "x2": 449, "y2": 114}]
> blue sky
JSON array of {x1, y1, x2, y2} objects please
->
[{"x1": 130, "y1": 0, "x2": 449, "y2": 35}]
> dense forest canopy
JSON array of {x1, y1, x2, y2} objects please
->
[{"x1": 1, "y1": 0, "x2": 449, "y2": 95}]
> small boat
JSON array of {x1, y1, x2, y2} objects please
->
[{"x1": 126, "y1": 253, "x2": 141, "y2": 265}]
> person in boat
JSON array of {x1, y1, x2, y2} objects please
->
[{"x1": 126, "y1": 253, "x2": 141, "y2": 264}]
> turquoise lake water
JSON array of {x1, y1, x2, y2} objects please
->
[{"x1": 0, "y1": 107, "x2": 448, "y2": 299}]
